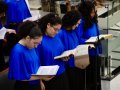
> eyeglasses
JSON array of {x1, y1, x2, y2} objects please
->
[{"x1": 52, "y1": 26, "x2": 60, "y2": 32}]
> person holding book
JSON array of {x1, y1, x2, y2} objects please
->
[
  {"x1": 0, "y1": 1, "x2": 8, "y2": 71},
  {"x1": 36, "y1": 13, "x2": 69, "y2": 90},
  {"x1": 77, "y1": 1, "x2": 102, "y2": 90},
  {"x1": 8, "y1": 20, "x2": 53, "y2": 90},
  {"x1": 0, "y1": 1, "x2": 16, "y2": 71},
  {"x1": 57, "y1": 10, "x2": 89, "y2": 90}
]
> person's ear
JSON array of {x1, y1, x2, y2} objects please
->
[
  {"x1": 26, "y1": 36, "x2": 30, "y2": 40},
  {"x1": 47, "y1": 23, "x2": 51, "y2": 28}
]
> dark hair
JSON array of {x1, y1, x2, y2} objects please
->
[
  {"x1": 17, "y1": 20, "x2": 42, "y2": 40},
  {"x1": 78, "y1": 1, "x2": 98, "y2": 31},
  {"x1": 37, "y1": 13, "x2": 62, "y2": 34},
  {"x1": 62, "y1": 10, "x2": 81, "y2": 29},
  {"x1": 0, "y1": 1, "x2": 8, "y2": 14}
]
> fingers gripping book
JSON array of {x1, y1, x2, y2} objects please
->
[
  {"x1": 54, "y1": 44, "x2": 92, "y2": 59},
  {"x1": 54, "y1": 44, "x2": 93, "y2": 69},
  {"x1": 32, "y1": 65, "x2": 59, "y2": 75},
  {"x1": 85, "y1": 34, "x2": 113, "y2": 43}
]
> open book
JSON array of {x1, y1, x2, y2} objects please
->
[
  {"x1": 54, "y1": 45, "x2": 91, "y2": 60},
  {"x1": 32, "y1": 65, "x2": 59, "y2": 75},
  {"x1": 0, "y1": 27, "x2": 7, "y2": 39},
  {"x1": 85, "y1": 34, "x2": 113, "y2": 43}
]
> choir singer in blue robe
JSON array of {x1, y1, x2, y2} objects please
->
[
  {"x1": 77, "y1": 1, "x2": 102, "y2": 90},
  {"x1": 4, "y1": 0, "x2": 32, "y2": 30},
  {"x1": 36, "y1": 13, "x2": 70, "y2": 90},
  {"x1": 8, "y1": 20, "x2": 53, "y2": 90},
  {"x1": 58, "y1": 10, "x2": 88, "y2": 90},
  {"x1": 0, "y1": 1, "x2": 16, "y2": 71}
]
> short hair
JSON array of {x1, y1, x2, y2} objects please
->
[
  {"x1": 62, "y1": 10, "x2": 81, "y2": 29},
  {"x1": 17, "y1": 20, "x2": 42, "y2": 40},
  {"x1": 0, "y1": 1, "x2": 8, "y2": 14},
  {"x1": 37, "y1": 13, "x2": 62, "y2": 34}
]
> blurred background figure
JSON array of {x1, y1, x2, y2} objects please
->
[
  {"x1": 4, "y1": 0, "x2": 31, "y2": 30},
  {"x1": 0, "y1": 1, "x2": 16, "y2": 71},
  {"x1": 0, "y1": 1, "x2": 8, "y2": 71}
]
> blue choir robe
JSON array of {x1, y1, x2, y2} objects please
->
[
  {"x1": 76, "y1": 19, "x2": 102, "y2": 56},
  {"x1": 0, "y1": 23, "x2": 2, "y2": 29},
  {"x1": 8, "y1": 43, "x2": 40, "y2": 81},
  {"x1": 4, "y1": 0, "x2": 31, "y2": 23},
  {"x1": 57, "y1": 28, "x2": 80, "y2": 68},
  {"x1": 75, "y1": 20, "x2": 86, "y2": 44},
  {"x1": 36, "y1": 35, "x2": 66, "y2": 75}
]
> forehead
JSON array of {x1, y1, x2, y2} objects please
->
[
  {"x1": 31, "y1": 37, "x2": 42, "y2": 43},
  {"x1": 53, "y1": 24, "x2": 61, "y2": 27},
  {"x1": 33, "y1": 36, "x2": 42, "y2": 39}
]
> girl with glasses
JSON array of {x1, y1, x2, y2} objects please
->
[{"x1": 36, "y1": 13, "x2": 69, "y2": 90}]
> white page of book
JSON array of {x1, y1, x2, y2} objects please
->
[
  {"x1": 75, "y1": 45, "x2": 89, "y2": 57},
  {"x1": 54, "y1": 49, "x2": 76, "y2": 59},
  {"x1": 85, "y1": 36, "x2": 98, "y2": 43},
  {"x1": 34, "y1": 65, "x2": 59, "y2": 75},
  {"x1": 85, "y1": 34, "x2": 112, "y2": 43},
  {"x1": 0, "y1": 27, "x2": 7, "y2": 39}
]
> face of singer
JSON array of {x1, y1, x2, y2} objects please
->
[
  {"x1": 26, "y1": 36, "x2": 42, "y2": 49},
  {"x1": 46, "y1": 23, "x2": 62, "y2": 37},
  {"x1": 90, "y1": 8, "x2": 96, "y2": 19},
  {"x1": 72, "y1": 19, "x2": 81, "y2": 30},
  {"x1": 0, "y1": 12, "x2": 6, "y2": 23},
  {"x1": 0, "y1": 12, "x2": 5, "y2": 19}
]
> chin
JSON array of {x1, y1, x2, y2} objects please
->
[
  {"x1": 51, "y1": 34, "x2": 56, "y2": 37},
  {"x1": 28, "y1": 47, "x2": 33, "y2": 49}
]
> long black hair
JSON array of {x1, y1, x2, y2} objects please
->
[
  {"x1": 36, "y1": 13, "x2": 62, "y2": 34},
  {"x1": 7, "y1": 20, "x2": 42, "y2": 52},
  {"x1": 62, "y1": 10, "x2": 81, "y2": 30},
  {"x1": 78, "y1": 0, "x2": 98, "y2": 31},
  {"x1": 17, "y1": 20, "x2": 42, "y2": 40}
]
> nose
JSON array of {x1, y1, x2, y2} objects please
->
[{"x1": 3, "y1": 13, "x2": 5, "y2": 17}]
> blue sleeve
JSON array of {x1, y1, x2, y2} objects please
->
[
  {"x1": 5, "y1": 0, "x2": 31, "y2": 23},
  {"x1": 8, "y1": 50, "x2": 31, "y2": 80},
  {"x1": 75, "y1": 24, "x2": 87, "y2": 44},
  {"x1": 57, "y1": 30, "x2": 64, "y2": 43},
  {"x1": 0, "y1": 23, "x2": 2, "y2": 29}
]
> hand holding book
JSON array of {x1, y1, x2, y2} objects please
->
[
  {"x1": 54, "y1": 44, "x2": 93, "y2": 60},
  {"x1": 32, "y1": 74, "x2": 54, "y2": 81},
  {"x1": 61, "y1": 56, "x2": 70, "y2": 61},
  {"x1": 40, "y1": 75, "x2": 55, "y2": 81},
  {"x1": 0, "y1": 27, "x2": 16, "y2": 39},
  {"x1": 54, "y1": 44, "x2": 93, "y2": 69},
  {"x1": 85, "y1": 34, "x2": 113, "y2": 43},
  {"x1": 32, "y1": 65, "x2": 59, "y2": 76}
]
